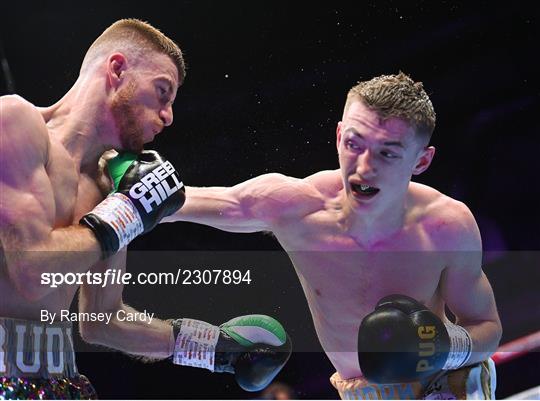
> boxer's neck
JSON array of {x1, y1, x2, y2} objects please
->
[
  {"x1": 38, "y1": 75, "x2": 115, "y2": 172},
  {"x1": 339, "y1": 192, "x2": 407, "y2": 248}
]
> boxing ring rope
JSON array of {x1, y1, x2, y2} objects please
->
[
  {"x1": 492, "y1": 330, "x2": 540, "y2": 365},
  {"x1": 491, "y1": 330, "x2": 540, "y2": 400}
]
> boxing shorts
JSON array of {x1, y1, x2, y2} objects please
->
[
  {"x1": 0, "y1": 317, "x2": 97, "y2": 399},
  {"x1": 330, "y1": 359, "x2": 496, "y2": 400}
]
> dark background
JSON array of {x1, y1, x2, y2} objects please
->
[{"x1": 2, "y1": 1, "x2": 539, "y2": 398}]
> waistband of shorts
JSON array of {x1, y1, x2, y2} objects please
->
[
  {"x1": 0, "y1": 316, "x2": 79, "y2": 378},
  {"x1": 330, "y1": 372, "x2": 424, "y2": 400},
  {"x1": 330, "y1": 360, "x2": 496, "y2": 400}
]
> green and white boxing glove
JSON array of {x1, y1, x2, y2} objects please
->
[
  {"x1": 171, "y1": 315, "x2": 292, "y2": 392},
  {"x1": 80, "y1": 150, "x2": 185, "y2": 258}
]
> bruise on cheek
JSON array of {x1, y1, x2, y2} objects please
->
[{"x1": 315, "y1": 288, "x2": 322, "y2": 297}]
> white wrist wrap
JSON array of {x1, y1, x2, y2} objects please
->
[
  {"x1": 442, "y1": 323, "x2": 472, "y2": 370},
  {"x1": 91, "y1": 193, "x2": 144, "y2": 249},
  {"x1": 172, "y1": 319, "x2": 220, "y2": 372}
]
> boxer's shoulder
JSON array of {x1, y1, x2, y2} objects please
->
[
  {"x1": 1, "y1": 94, "x2": 35, "y2": 111},
  {"x1": 1, "y1": 95, "x2": 46, "y2": 131},
  {"x1": 244, "y1": 173, "x2": 326, "y2": 223},
  {"x1": 0, "y1": 97, "x2": 56, "y2": 242},
  {"x1": 409, "y1": 182, "x2": 480, "y2": 250},
  {"x1": 303, "y1": 169, "x2": 342, "y2": 197},
  {"x1": 253, "y1": 171, "x2": 339, "y2": 232},
  {"x1": 0, "y1": 95, "x2": 49, "y2": 163}
]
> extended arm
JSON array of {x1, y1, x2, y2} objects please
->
[
  {"x1": 163, "y1": 173, "x2": 321, "y2": 232},
  {"x1": 79, "y1": 249, "x2": 292, "y2": 391}
]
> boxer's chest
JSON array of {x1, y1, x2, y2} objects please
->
[
  {"x1": 279, "y1": 212, "x2": 446, "y2": 371},
  {"x1": 289, "y1": 245, "x2": 444, "y2": 327},
  {"x1": 46, "y1": 143, "x2": 105, "y2": 227},
  {"x1": 282, "y1": 211, "x2": 446, "y2": 305}
]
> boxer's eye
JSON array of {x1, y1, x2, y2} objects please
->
[
  {"x1": 346, "y1": 140, "x2": 360, "y2": 150},
  {"x1": 381, "y1": 151, "x2": 400, "y2": 159}
]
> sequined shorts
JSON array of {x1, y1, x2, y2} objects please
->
[{"x1": 0, "y1": 375, "x2": 97, "y2": 400}]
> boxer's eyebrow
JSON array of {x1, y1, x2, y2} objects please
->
[
  {"x1": 382, "y1": 141, "x2": 405, "y2": 148},
  {"x1": 349, "y1": 131, "x2": 405, "y2": 148}
]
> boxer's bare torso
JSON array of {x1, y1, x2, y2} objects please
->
[
  {"x1": 268, "y1": 171, "x2": 465, "y2": 378},
  {"x1": 0, "y1": 95, "x2": 107, "y2": 320}
]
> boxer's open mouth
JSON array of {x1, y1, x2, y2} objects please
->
[{"x1": 351, "y1": 183, "x2": 380, "y2": 196}]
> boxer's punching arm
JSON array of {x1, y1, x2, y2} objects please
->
[
  {"x1": 0, "y1": 96, "x2": 101, "y2": 301},
  {"x1": 79, "y1": 248, "x2": 174, "y2": 359},
  {"x1": 440, "y1": 202, "x2": 502, "y2": 365},
  {"x1": 162, "y1": 173, "x2": 322, "y2": 232},
  {"x1": 79, "y1": 250, "x2": 292, "y2": 391}
]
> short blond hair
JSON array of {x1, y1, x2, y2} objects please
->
[
  {"x1": 81, "y1": 19, "x2": 185, "y2": 84},
  {"x1": 345, "y1": 72, "x2": 436, "y2": 142}
]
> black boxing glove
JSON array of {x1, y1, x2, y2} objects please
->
[
  {"x1": 80, "y1": 151, "x2": 185, "y2": 257},
  {"x1": 357, "y1": 295, "x2": 472, "y2": 383},
  {"x1": 171, "y1": 315, "x2": 292, "y2": 392}
]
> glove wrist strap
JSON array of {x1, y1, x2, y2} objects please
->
[
  {"x1": 442, "y1": 323, "x2": 472, "y2": 370},
  {"x1": 171, "y1": 318, "x2": 220, "y2": 372},
  {"x1": 89, "y1": 193, "x2": 144, "y2": 250}
]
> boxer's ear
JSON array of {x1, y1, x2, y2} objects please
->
[
  {"x1": 412, "y1": 146, "x2": 435, "y2": 175},
  {"x1": 107, "y1": 53, "x2": 128, "y2": 89},
  {"x1": 336, "y1": 122, "x2": 343, "y2": 152}
]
